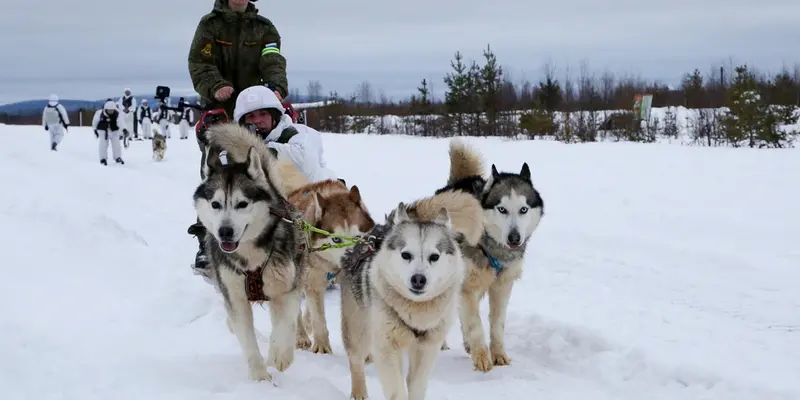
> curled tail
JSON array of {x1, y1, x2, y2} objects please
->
[
  {"x1": 448, "y1": 139, "x2": 485, "y2": 185},
  {"x1": 403, "y1": 191, "x2": 484, "y2": 246},
  {"x1": 277, "y1": 155, "x2": 311, "y2": 194}
]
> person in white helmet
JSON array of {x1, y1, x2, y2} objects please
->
[
  {"x1": 233, "y1": 85, "x2": 338, "y2": 182},
  {"x1": 41, "y1": 94, "x2": 70, "y2": 151},
  {"x1": 118, "y1": 88, "x2": 138, "y2": 140},
  {"x1": 137, "y1": 99, "x2": 153, "y2": 139},
  {"x1": 92, "y1": 99, "x2": 129, "y2": 165}
]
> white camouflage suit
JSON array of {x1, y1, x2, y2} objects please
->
[
  {"x1": 41, "y1": 94, "x2": 70, "y2": 151},
  {"x1": 92, "y1": 100, "x2": 128, "y2": 164},
  {"x1": 155, "y1": 101, "x2": 171, "y2": 138},
  {"x1": 178, "y1": 106, "x2": 193, "y2": 139},
  {"x1": 118, "y1": 88, "x2": 137, "y2": 139},
  {"x1": 137, "y1": 100, "x2": 153, "y2": 139}
]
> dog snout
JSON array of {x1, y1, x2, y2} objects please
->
[
  {"x1": 410, "y1": 273, "x2": 427, "y2": 292},
  {"x1": 507, "y1": 230, "x2": 521, "y2": 247},
  {"x1": 218, "y1": 226, "x2": 235, "y2": 241}
]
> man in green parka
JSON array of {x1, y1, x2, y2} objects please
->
[
  {"x1": 186, "y1": 0, "x2": 289, "y2": 274},
  {"x1": 188, "y1": 0, "x2": 288, "y2": 118}
]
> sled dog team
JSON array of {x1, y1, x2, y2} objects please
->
[{"x1": 193, "y1": 123, "x2": 545, "y2": 399}]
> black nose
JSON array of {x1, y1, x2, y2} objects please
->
[
  {"x1": 218, "y1": 226, "x2": 235, "y2": 240},
  {"x1": 508, "y1": 231, "x2": 521, "y2": 246},
  {"x1": 410, "y1": 274, "x2": 427, "y2": 291}
]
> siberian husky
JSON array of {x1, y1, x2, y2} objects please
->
[
  {"x1": 193, "y1": 123, "x2": 307, "y2": 382},
  {"x1": 339, "y1": 191, "x2": 484, "y2": 400},
  {"x1": 152, "y1": 127, "x2": 166, "y2": 161},
  {"x1": 435, "y1": 139, "x2": 545, "y2": 372},
  {"x1": 276, "y1": 158, "x2": 376, "y2": 354}
]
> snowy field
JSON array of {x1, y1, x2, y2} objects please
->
[{"x1": 1, "y1": 123, "x2": 799, "y2": 400}]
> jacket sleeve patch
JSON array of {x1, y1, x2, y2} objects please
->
[
  {"x1": 200, "y1": 41, "x2": 213, "y2": 58},
  {"x1": 262, "y1": 42, "x2": 280, "y2": 56}
]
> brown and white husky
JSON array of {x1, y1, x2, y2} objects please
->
[{"x1": 277, "y1": 157, "x2": 376, "y2": 354}]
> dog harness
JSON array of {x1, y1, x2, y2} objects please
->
[
  {"x1": 479, "y1": 245, "x2": 505, "y2": 275},
  {"x1": 243, "y1": 198, "x2": 308, "y2": 303}
]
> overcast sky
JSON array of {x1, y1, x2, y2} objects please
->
[{"x1": 1, "y1": 0, "x2": 799, "y2": 104}]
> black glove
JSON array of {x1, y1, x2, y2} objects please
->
[
  {"x1": 123, "y1": 129, "x2": 129, "y2": 137},
  {"x1": 45, "y1": 125, "x2": 49, "y2": 131}
]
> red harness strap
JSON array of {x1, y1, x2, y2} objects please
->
[{"x1": 245, "y1": 267, "x2": 269, "y2": 302}]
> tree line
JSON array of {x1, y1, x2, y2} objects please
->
[{"x1": 301, "y1": 45, "x2": 800, "y2": 148}]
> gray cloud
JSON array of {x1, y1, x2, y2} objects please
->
[{"x1": 1, "y1": 0, "x2": 799, "y2": 103}]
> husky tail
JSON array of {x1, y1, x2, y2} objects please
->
[
  {"x1": 276, "y1": 156, "x2": 311, "y2": 194},
  {"x1": 203, "y1": 123, "x2": 284, "y2": 195},
  {"x1": 393, "y1": 191, "x2": 484, "y2": 246},
  {"x1": 448, "y1": 139, "x2": 485, "y2": 185}
]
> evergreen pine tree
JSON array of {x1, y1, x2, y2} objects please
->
[{"x1": 443, "y1": 52, "x2": 471, "y2": 135}]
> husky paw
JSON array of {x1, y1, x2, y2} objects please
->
[
  {"x1": 350, "y1": 389, "x2": 368, "y2": 400},
  {"x1": 471, "y1": 346, "x2": 493, "y2": 372},
  {"x1": 492, "y1": 351, "x2": 512, "y2": 366},
  {"x1": 310, "y1": 337, "x2": 333, "y2": 354},
  {"x1": 268, "y1": 347, "x2": 295, "y2": 372},
  {"x1": 296, "y1": 335, "x2": 312, "y2": 350},
  {"x1": 248, "y1": 367, "x2": 273, "y2": 382},
  {"x1": 440, "y1": 340, "x2": 450, "y2": 351},
  {"x1": 463, "y1": 342, "x2": 471, "y2": 354}
]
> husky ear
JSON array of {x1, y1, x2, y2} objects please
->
[
  {"x1": 348, "y1": 185, "x2": 362, "y2": 204},
  {"x1": 245, "y1": 146, "x2": 264, "y2": 181},
  {"x1": 491, "y1": 164, "x2": 500, "y2": 178},
  {"x1": 520, "y1": 162, "x2": 531, "y2": 181},
  {"x1": 303, "y1": 193, "x2": 323, "y2": 222},
  {"x1": 393, "y1": 202, "x2": 409, "y2": 225},
  {"x1": 204, "y1": 146, "x2": 223, "y2": 175},
  {"x1": 434, "y1": 207, "x2": 452, "y2": 230}
]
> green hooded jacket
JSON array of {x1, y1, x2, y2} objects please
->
[{"x1": 187, "y1": 0, "x2": 288, "y2": 117}]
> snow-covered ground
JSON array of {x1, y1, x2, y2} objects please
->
[{"x1": 1, "y1": 124, "x2": 799, "y2": 400}]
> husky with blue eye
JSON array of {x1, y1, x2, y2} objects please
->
[{"x1": 435, "y1": 139, "x2": 545, "y2": 373}]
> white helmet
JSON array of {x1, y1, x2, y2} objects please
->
[
  {"x1": 233, "y1": 85, "x2": 284, "y2": 123},
  {"x1": 103, "y1": 99, "x2": 117, "y2": 112},
  {"x1": 48, "y1": 94, "x2": 58, "y2": 106}
]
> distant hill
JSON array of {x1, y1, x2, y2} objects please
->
[{"x1": 0, "y1": 92, "x2": 325, "y2": 116}]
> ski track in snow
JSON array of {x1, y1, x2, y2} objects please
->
[{"x1": 1, "y1": 124, "x2": 798, "y2": 400}]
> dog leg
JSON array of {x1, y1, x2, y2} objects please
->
[
  {"x1": 295, "y1": 306, "x2": 312, "y2": 350},
  {"x1": 459, "y1": 288, "x2": 492, "y2": 372},
  {"x1": 341, "y1": 284, "x2": 370, "y2": 400},
  {"x1": 226, "y1": 291, "x2": 271, "y2": 381},
  {"x1": 266, "y1": 288, "x2": 301, "y2": 372},
  {"x1": 303, "y1": 303, "x2": 313, "y2": 333},
  {"x1": 373, "y1": 341, "x2": 407, "y2": 400},
  {"x1": 307, "y1": 286, "x2": 333, "y2": 354},
  {"x1": 406, "y1": 340, "x2": 440, "y2": 400},
  {"x1": 488, "y1": 280, "x2": 514, "y2": 366}
]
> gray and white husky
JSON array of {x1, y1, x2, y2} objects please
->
[
  {"x1": 435, "y1": 139, "x2": 545, "y2": 372},
  {"x1": 193, "y1": 123, "x2": 307, "y2": 382},
  {"x1": 339, "y1": 201, "x2": 474, "y2": 400}
]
